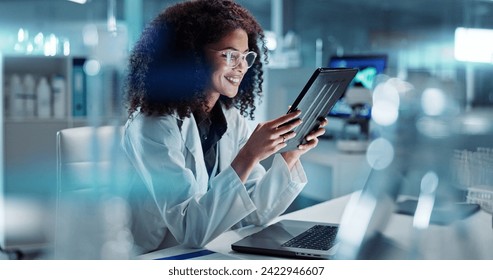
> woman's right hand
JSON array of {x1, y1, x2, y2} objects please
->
[
  {"x1": 232, "y1": 111, "x2": 302, "y2": 182},
  {"x1": 243, "y1": 110, "x2": 302, "y2": 162}
]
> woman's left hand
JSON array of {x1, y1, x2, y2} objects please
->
[{"x1": 281, "y1": 117, "x2": 328, "y2": 168}]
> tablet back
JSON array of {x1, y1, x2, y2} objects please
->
[{"x1": 278, "y1": 67, "x2": 358, "y2": 153}]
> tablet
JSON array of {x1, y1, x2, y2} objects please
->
[{"x1": 278, "y1": 67, "x2": 358, "y2": 153}]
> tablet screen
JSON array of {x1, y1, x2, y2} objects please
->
[{"x1": 277, "y1": 68, "x2": 358, "y2": 153}]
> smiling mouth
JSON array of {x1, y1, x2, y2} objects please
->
[{"x1": 225, "y1": 76, "x2": 241, "y2": 84}]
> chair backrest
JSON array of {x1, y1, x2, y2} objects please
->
[
  {"x1": 56, "y1": 125, "x2": 130, "y2": 193},
  {"x1": 55, "y1": 125, "x2": 134, "y2": 259}
]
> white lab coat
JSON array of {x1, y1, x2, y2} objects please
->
[{"x1": 122, "y1": 103, "x2": 307, "y2": 254}]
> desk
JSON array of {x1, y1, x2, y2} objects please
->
[
  {"x1": 206, "y1": 194, "x2": 350, "y2": 260},
  {"x1": 143, "y1": 194, "x2": 493, "y2": 260},
  {"x1": 140, "y1": 195, "x2": 348, "y2": 260}
]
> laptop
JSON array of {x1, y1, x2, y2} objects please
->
[
  {"x1": 231, "y1": 219, "x2": 340, "y2": 259},
  {"x1": 231, "y1": 165, "x2": 396, "y2": 259}
]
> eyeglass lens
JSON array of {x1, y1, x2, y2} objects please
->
[{"x1": 227, "y1": 51, "x2": 257, "y2": 68}]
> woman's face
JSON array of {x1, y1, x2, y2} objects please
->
[{"x1": 204, "y1": 28, "x2": 251, "y2": 101}]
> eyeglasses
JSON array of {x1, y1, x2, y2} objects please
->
[{"x1": 209, "y1": 49, "x2": 257, "y2": 69}]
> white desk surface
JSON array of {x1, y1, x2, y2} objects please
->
[{"x1": 141, "y1": 194, "x2": 493, "y2": 260}]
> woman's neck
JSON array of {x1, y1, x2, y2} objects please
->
[{"x1": 204, "y1": 91, "x2": 220, "y2": 113}]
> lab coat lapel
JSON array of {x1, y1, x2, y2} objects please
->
[
  {"x1": 218, "y1": 130, "x2": 234, "y2": 172},
  {"x1": 218, "y1": 106, "x2": 234, "y2": 172},
  {"x1": 179, "y1": 115, "x2": 208, "y2": 189}
]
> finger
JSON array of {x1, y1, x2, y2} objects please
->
[
  {"x1": 298, "y1": 137, "x2": 319, "y2": 150},
  {"x1": 278, "y1": 134, "x2": 287, "y2": 145},
  {"x1": 274, "y1": 139, "x2": 288, "y2": 151},
  {"x1": 281, "y1": 131, "x2": 297, "y2": 142},
  {"x1": 276, "y1": 118, "x2": 302, "y2": 136},
  {"x1": 270, "y1": 110, "x2": 301, "y2": 128},
  {"x1": 305, "y1": 127, "x2": 326, "y2": 141},
  {"x1": 318, "y1": 117, "x2": 329, "y2": 127}
]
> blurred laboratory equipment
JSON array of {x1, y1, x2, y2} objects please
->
[
  {"x1": 22, "y1": 74, "x2": 36, "y2": 117},
  {"x1": 334, "y1": 73, "x2": 493, "y2": 259},
  {"x1": 36, "y1": 77, "x2": 51, "y2": 118},
  {"x1": 8, "y1": 74, "x2": 24, "y2": 118},
  {"x1": 52, "y1": 75, "x2": 66, "y2": 118}
]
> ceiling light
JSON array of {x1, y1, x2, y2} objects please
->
[
  {"x1": 455, "y1": 27, "x2": 493, "y2": 64},
  {"x1": 68, "y1": 0, "x2": 87, "y2": 4}
]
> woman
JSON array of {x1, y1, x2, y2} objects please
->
[{"x1": 122, "y1": 0, "x2": 327, "y2": 254}]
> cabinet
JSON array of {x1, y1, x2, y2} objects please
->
[
  {"x1": 1, "y1": 55, "x2": 91, "y2": 250},
  {"x1": 2, "y1": 55, "x2": 127, "y2": 250},
  {"x1": 2, "y1": 55, "x2": 84, "y2": 121},
  {"x1": 0, "y1": 56, "x2": 92, "y2": 250},
  {"x1": 2, "y1": 56, "x2": 89, "y2": 195}
]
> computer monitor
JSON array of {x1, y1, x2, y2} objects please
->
[{"x1": 328, "y1": 54, "x2": 388, "y2": 119}]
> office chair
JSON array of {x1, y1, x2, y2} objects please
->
[{"x1": 55, "y1": 125, "x2": 134, "y2": 259}]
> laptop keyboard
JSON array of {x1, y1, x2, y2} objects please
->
[{"x1": 281, "y1": 225, "x2": 338, "y2": 251}]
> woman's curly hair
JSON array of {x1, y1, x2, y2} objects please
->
[{"x1": 124, "y1": 0, "x2": 268, "y2": 120}]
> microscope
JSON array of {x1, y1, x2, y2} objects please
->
[{"x1": 336, "y1": 86, "x2": 372, "y2": 153}]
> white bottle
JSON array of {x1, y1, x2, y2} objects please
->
[
  {"x1": 51, "y1": 75, "x2": 66, "y2": 118},
  {"x1": 23, "y1": 74, "x2": 36, "y2": 117},
  {"x1": 36, "y1": 77, "x2": 51, "y2": 118},
  {"x1": 9, "y1": 74, "x2": 24, "y2": 118}
]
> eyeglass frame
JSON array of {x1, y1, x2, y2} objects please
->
[{"x1": 207, "y1": 48, "x2": 258, "y2": 69}]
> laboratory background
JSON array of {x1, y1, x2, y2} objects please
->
[{"x1": 1, "y1": 0, "x2": 492, "y2": 260}]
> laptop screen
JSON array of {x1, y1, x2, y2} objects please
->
[{"x1": 334, "y1": 164, "x2": 402, "y2": 259}]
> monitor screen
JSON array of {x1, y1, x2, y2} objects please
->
[{"x1": 328, "y1": 54, "x2": 387, "y2": 119}]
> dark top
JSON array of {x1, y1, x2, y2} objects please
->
[{"x1": 193, "y1": 102, "x2": 227, "y2": 178}]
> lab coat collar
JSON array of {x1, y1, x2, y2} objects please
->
[
  {"x1": 174, "y1": 103, "x2": 234, "y2": 182},
  {"x1": 217, "y1": 104, "x2": 234, "y2": 173},
  {"x1": 174, "y1": 111, "x2": 208, "y2": 188}
]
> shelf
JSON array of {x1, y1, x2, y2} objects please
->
[
  {"x1": 3, "y1": 55, "x2": 69, "y2": 77},
  {"x1": 5, "y1": 118, "x2": 73, "y2": 124}
]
